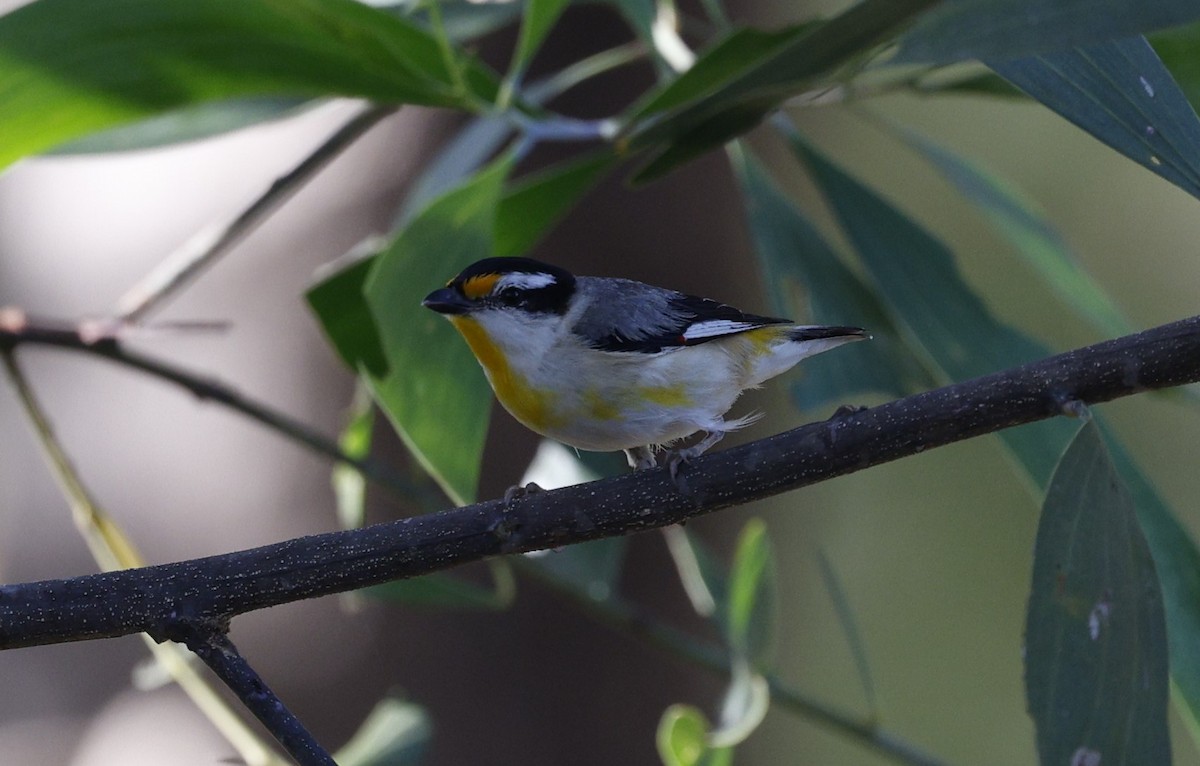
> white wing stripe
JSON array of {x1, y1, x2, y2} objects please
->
[{"x1": 681, "y1": 319, "x2": 764, "y2": 341}]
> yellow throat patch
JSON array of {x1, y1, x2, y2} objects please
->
[{"x1": 448, "y1": 315, "x2": 558, "y2": 432}]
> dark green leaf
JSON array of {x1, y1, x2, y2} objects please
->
[
  {"x1": 50, "y1": 97, "x2": 311, "y2": 154},
  {"x1": 510, "y1": 0, "x2": 571, "y2": 78},
  {"x1": 990, "y1": 37, "x2": 1200, "y2": 202},
  {"x1": 363, "y1": 156, "x2": 514, "y2": 503},
  {"x1": 623, "y1": 0, "x2": 939, "y2": 183},
  {"x1": 897, "y1": 0, "x2": 1200, "y2": 65},
  {"x1": 335, "y1": 694, "x2": 432, "y2": 766},
  {"x1": 896, "y1": 128, "x2": 1133, "y2": 338},
  {"x1": 730, "y1": 144, "x2": 925, "y2": 408},
  {"x1": 1150, "y1": 21, "x2": 1200, "y2": 113},
  {"x1": 791, "y1": 134, "x2": 1200, "y2": 733},
  {"x1": 1025, "y1": 420, "x2": 1170, "y2": 764},
  {"x1": 0, "y1": 0, "x2": 498, "y2": 169},
  {"x1": 609, "y1": 0, "x2": 655, "y2": 47},
  {"x1": 494, "y1": 151, "x2": 615, "y2": 256},
  {"x1": 306, "y1": 245, "x2": 389, "y2": 378}
]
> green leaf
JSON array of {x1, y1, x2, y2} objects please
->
[
  {"x1": 791, "y1": 134, "x2": 1200, "y2": 736},
  {"x1": 729, "y1": 144, "x2": 926, "y2": 408},
  {"x1": 623, "y1": 0, "x2": 939, "y2": 183},
  {"x1": 725, "y1": 520, "x2": 776, "y2": 664},
  {"x1": 989, "y1": 37, "x2": 1200, "y2": 202},
  {"x1": 363, "y1": 156, "x2": 515, "y2": 504},
  {"x1": 895, "y1": 128, "x2": 1133, "y2": 339},
  {"x1": 656, "y1": 705, "x2": 710, "y2": 766},
  {"x1": 0, "y1": 0, "x2": 498, "y2": 169},
  {"x1": 1025, "y1": 420, "x2": 1170, "y2": 764},
  {"x1": 609, "y1": 0, "x2": 655, "y2": 46},
  {"x1": 1150, "y1": 21, "x2": 1200, "y2": 113},
  {"x1": 509, "y1": 0, "x2": 572, "y2": 79},
  {"x1": 815, "y1": 550, "x2": 878, "y2": 715},
  {"x1": 365, "y1": 569, "x2": 513, "y2": 610},
  {"x1": 494, "y1": 151, "x2": 615, "y2": 256},
  {"x1": 897, "y1": 0, "x2": 1200, "y2": 65},
  {"x1": 335, "y1": 694, "x2": 432, "y2": 766},
  {"x1": 383, "y1": 0, "x2": 526, "y2": 44},
  {"x1": 306, "y1": 244, "x2": 389, "y2": 378},
  {"x1": 49, "y1": 97, "x2": 311, "y2": 154},
  {"x1": 333, "y1": 383, "x2": 376, "y2": 530}
]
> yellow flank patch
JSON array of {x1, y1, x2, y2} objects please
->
[
  {"x1": 637, "y1": 384, "x2": 691, "y2": 408},
  {"x1": 448, "y1": 316, "x2": 559, "y2": 432},
  {"x1": 460, "y1": 273, "x2": 500, "y2": 299},
  {"x1": 582, "y1": 389, "x2": 621, "y2": 421}
]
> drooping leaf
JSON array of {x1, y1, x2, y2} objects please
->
[
  {"x1": 622, "y1": 0, "x2": 940, "y2": 183},
  {"x1": 0, "y1": 0, "x2": 498, "y2": 170},
  {"x1": 896, "y1": 0, "x2": 1200, "y2": 65},
  {"x1": 335, "y1": 694, "x2": 433, "y2": 766},
  {"x1": 790, "y1": 133, "x2": 1200, "y2": 735},
  {"x1": 50, "y1": 97, "x2": 312, "y2": 154},
  {"x1": 1025, "y1": 419, "x2": 1170, "y2": 764},
  {"x1": 730, "y1": 144, "x2": 925, "y2": 408},
  {"x1": 896, "y1": 127, "x2": 1133, "y2": 339},
  {"x1": 306, "y1": 244, "x2": 389, "y2": 378},
  {"x1": 363, "y1": 156, "x2": 514, "y2": 504},
  {"x1": 990, "y1": 37, "x2": 1200, "y2": 203}
]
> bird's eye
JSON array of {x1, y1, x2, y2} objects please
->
[{"x1": 497, "y1": 286, "x2": 524, "y2": 306}]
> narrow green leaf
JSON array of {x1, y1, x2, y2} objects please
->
[
  {"x1": 50, "y1": 97, "x2": 311, "y2": 154},
  {"x1": 510, "y1": 0, "x2": 572, "y2": 78},
  {"x1": 0, "y1": 0, "x2": 498, "y2": 169},
  {"x1": 306, "y1": 245, "x2": 390, "y2": 378},
  {"x1": 1025, "y1": 420, "x2": 1170, "y2": 764},
  {"x1": 384, "y1": 0, "x2": 527, "y2": 44},
  {"x1": 335, "y1": 694, "x2": 432, "y2": 766},
  {"x1": 363, "y1": 156, "x2": 514, "y2": 504},
  {"x1": 657, "y1": 705, "x2": 710, "y2": 766},
  {"x1": 815, "y1": 550, "x2": 878, "y2": 715},
  {"x1": 333, "y1": 383, "x2": 376, "y2": 530},
  {"x1": 897, "y1": 0, "x2": 1200, "y2": 65},
  {"x1": 365, "y1": 570, "x2": 513, "y2": 610},
  {"x1": 623, "y1": 0, "x2": 939, "y2": 182},
  {"x1": 1150, "y1": 21, "x2": 1200, "y2": 113},
  {"x1": 494, "y1": 151, "x2": 615, "y2": 256},
  {"x1": 990, "y1": 37, "x2": 1200, "y2": 202},
  {"x1": 725, "y1": 519, "x2": 776, "y2": 664},
  {"x1": 896, "y1": 128, "x2": 1133, "y2": 339},
  {"x1": 730, "y1": 144, "x2": 926, "y2": 408},
  {"x1": 791, "y1": 134, "x2": 1200, "y2": 735}
]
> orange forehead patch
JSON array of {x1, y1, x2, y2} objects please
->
[{"x1": 459, "y1": 273, "x2": 500, "y2": 299}]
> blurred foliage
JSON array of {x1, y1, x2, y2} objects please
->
[{"x1": 4, "y1": 0, "x2": 1200, "y2": 764}]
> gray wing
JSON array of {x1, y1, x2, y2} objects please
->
[{"x1": 571, "y1": 276, "x2": 790, "y2": 354}]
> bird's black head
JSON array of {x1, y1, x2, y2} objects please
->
[{"x1": 422, "y1": 257, "x2": 577, "y2": 315}]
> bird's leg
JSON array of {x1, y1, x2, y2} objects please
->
[
  {"x1": 665, "y1": 430, "x2": 725, "y2": 489},
  {"x1": 624, "y1": 445, "x2": 658, "y2": 470}
]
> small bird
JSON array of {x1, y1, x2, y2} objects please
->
[{"x1": 423, "y1": 257, "x2": 866, "y2": 477}]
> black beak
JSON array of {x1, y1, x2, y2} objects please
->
[{"x1": 422, "y1": 287, "x2": 472, "y2": 315}]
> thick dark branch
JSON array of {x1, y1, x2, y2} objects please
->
[{"x1": 1, "y1": 315, "x2": 1198, "y2": 650}]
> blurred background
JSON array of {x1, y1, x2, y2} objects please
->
[{"x1": 1, "y1": 0, "x2": 1200, "y2": 764}]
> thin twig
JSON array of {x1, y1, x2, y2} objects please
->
[
  {"x1": 0, "y1": 319, "x2": 410, "y2": 500},
  {"x1": 187, "y1": 631, "x2": 336, "y2": 766},
  {"x1": 0, "y1": 314, "x2": 1196, "y2": 651},
  {"x1": 115, "y1": 103, "x2": 397, "y2": 324}
]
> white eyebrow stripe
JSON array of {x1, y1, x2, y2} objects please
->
[
  {"x1": 497, "y1": 272, "x2": 556, "y2": 291},
  {"x1": 682, "y1": 319, "x2": 764, "y2": 341}
]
